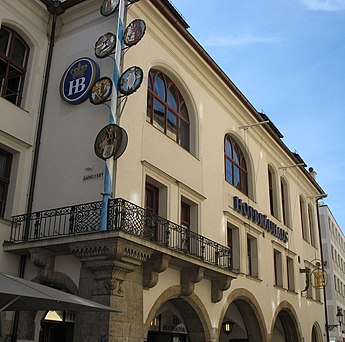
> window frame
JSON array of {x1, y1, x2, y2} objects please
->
[
  {"x1": 268, "y1": 165, "x2": 278, "y2": 219},
  {"x1": 299, "y1": 196, "x2": 309, "y2": 242},
  {"x1": 286, "y1": 256, "x2": 295, "y2": 292},
  {"x1": 308, "y1": 204, "x2": 317, "y2": 247},
  {"x1": 0, "y1": 26, "x2": 30, "y2": 107},
  {"x1": 147, "y1": 69, "x2": 190, "y2": 151},
  {"x1": 224, "y1": 135, "x2": 248, "y2": 195},
  {"x1": 0, "y1": 148, "x2": 12, "y2": 218},
  {"x1": 273, "y1": 249, "x2": 283, "y2": 287},
  {"x1": 227, "y1": 222, "x2": 240, "y2": 272},
  {"x1": 247, "y1": 234, "x2": 258, "y2": 278},
  {"x1": 280, "y1": 177, "x2": 290, "y2": 227}
]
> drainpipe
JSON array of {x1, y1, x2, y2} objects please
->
[
  {"x1": 11, "y1": 2, "x2": 62, "y2": 341},
  {"x1": 315, "y1": 197, "x2": 330, "y2": 342}
]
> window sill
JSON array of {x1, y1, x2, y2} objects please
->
[{"x1": 246, "y1": 275, "x2": 262, "y2": 282}]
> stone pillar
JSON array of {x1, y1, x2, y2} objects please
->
[{"x1": 70, "y1": 238, "x2": 150, "y2": 342}]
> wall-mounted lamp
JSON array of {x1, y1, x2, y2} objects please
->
[
  {"x1": 327, "y1": 308, "x2": 343, "y2": 331},
  {"x1": 239, "y1": 120, "x2": 269, "y2": 130},
  {"x1": 222, "y1": 320, "x2": 235, "y2": 335}
]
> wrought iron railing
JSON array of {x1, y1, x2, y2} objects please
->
[
  {"x1": 10, "y1": 198, "x2": 232, "y2": 270},
  {"x1": 10, "y1": 200, "x2": 103, "y2": 242}
]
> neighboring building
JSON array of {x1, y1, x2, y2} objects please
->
[
  {"x1": 319, "y1": 204, "x2": 345, "y2": 342},
  {"x1": 0, "y1": 0, "x2": 49, "y2": 297},
  {"x1": 1, "y1": 0, "x2": 328, "y2": 341}
]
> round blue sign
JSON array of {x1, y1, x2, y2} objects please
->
[{"x1": 60, "y1": 57, "x2": 100, "y2": 105}]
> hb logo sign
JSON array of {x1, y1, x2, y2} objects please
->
[{"x1": 60, "y1": 57, "x2": 99, "y2": 105}]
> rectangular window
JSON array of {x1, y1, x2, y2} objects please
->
[
  {"x1": 247, "y1": 234, "x2": 258, "y2": 277},
  {"x1": 0, "y1": 148, "x2": 12, "y2": 218},
  {"x1": 145, "y1": 183, "x2": 159, "y2": 215},
  {"x1": 144, "y1": 178, "x2": 168, "y2": 244},
  {"x1": 180, "y1": 196, "x2": 198, "y2": 256},
  {"x1": 286, "y1": 256, "x2": 295, "y2": 291},
  {"x1": 274, "y1": 249, "x2": 283, "y2": 287},
  {"x1": 227, "y1": 223, "x2": 240, "y2": 271},
  {"x1": 144, "y1": 183, "x2": 159, "y2": 241},
  {"x1": 180, "y1": 201, "x2": 190, "y2": 230}
]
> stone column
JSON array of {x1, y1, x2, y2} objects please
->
[{"x1": 70, "y1": 237, "x2": 150, "y2": 342}]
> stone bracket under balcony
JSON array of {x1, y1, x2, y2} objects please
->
[
  {"x1": 211, "y1": 275, "x2": 233, "y2": 303},
  {"x1": 143, "y1": 253, "x2": 171, "y2": 289},
  {"x1": 181, "y1": 267, "x2": 204, "y2": 297}
]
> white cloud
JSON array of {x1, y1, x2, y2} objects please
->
[
  {"x1": 202, "y1": 34, "x2": 282, "y2": 47},
  {"x1": 303, "y1": 0, "x2": 345, "y2": 11}
]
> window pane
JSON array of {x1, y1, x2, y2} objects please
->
[
  {"x1": 225, "y1": 138, "x2": 232, "y2": 156},
  {"x1": 180, "y1": 121, "x2": 189, "y2": 151},
  {"x1": 181, "y1": 202, "x2": 190, "y2": 229},
  {"x1": 226, "y1": 159, "x2": 233, "y2": 184},
  {"x1": 0, "y1": 29, "x2": 10, "y2": 55},
  {"x1": 180, "y1": 103, "x2": 189, "y2": 120},
  {"x1": 234, "y1": 166, "x2": 240, "y2": 187},
  {"x1": 167, "y1": 110, "x2": 177, "y2": 140},
  {"x1": 154, "y1": 74, "x2": 166, "y2": 100},
  {"x1": 153, "y1": 99, "x2": 165, "y2": 132},
  {"x1": 4, "y1": 65, "x2": 21, "y2": 104},
  {"x1": 0, "y1": 183, "x2": 5, "y2": 216},
  {"x1": 241, "y1": 169, "x2": 248, "y2": 194},
  {"x1": 0, "y1": 58, "x2": 7, "y2": 91},
  {"x1": 0, "y1": 153, "x2": 9, "y2": 177},
  {"x1": 233, "y1": 147, "x2": 239, "y2": 164},
  {"x1": 167, "y1": 86, "x2": 178, "y2": 110},
  {"x1": 11, "y1": 38, "x2": 27, "y2": 66}
]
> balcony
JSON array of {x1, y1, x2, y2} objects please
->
[{"x1": 9, "y1": 198, "x2": 232, "y2": 271}]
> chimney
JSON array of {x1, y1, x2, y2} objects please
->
[{"x1": 308, "y1": 167, "x2": 317, "y2": 180}]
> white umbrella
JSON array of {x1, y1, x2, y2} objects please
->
[{"x1": 0, "y1": 272, "x2": 119, "y2": 312}]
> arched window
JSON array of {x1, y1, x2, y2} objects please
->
[
  {"x1": 280, "y1": 177, "x2": 290, "y2": 227},
  {"x1": 308, "y1": 204, "x2": 316, "y2": 247},
  {"x1": 224, "y1": 135, "x2": 248, "y2": 195},
  {"x1": 268, "y1": 165, "x2": 278, "y2": 218},
  {"x1": 147, "y1": 69, "x2": 190, "y2": 151},
  {"x1": 0, "y1": 26, "x2": 30, "y2": 106},
  {"x1": 300, "y1": 196, "x2": 309, "y2": 241}
]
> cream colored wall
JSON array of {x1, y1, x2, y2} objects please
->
[
  {"x1": 0, "y1": 0, "x2": 49, "y2": 274},
  {"x1": 28, "y1": 0, "x2": 326, "y2": 339}
]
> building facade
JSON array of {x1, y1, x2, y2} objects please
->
[
  {"x1": 319, "y1": 204, "x2": 345, "y2": 342},
  {"x1": 1, "y1": 0, "x2": 328, "y2": 341},
  {"x1": 0, "y1": 1, "x2": 49, "y2": 339}
]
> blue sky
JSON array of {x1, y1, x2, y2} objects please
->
[{"x1": 171, "y1": 0, "x2": 345, "y2": 232}]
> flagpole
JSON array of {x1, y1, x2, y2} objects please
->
[{"x1": 99, "y1": 0, "x2": 127, "y2": 231}]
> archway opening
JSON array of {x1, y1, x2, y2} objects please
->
[
  {"x1": 220, "y1": 299, "x2": 263, "y2": 341},
  {"x1": 147, "y1": 298, "x2": 206, "y2": 342},
  {"x1": 272, "y1": 309, "x2": 299, "y2": 342}
]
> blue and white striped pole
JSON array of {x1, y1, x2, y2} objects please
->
[{"x1": 99, "y1": 0, "x2": 127, "y2": 231}]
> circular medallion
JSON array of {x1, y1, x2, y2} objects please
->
[
  {"x1": 100, "y1": 0, "x2": 119, "y2": 16},
  {"x1": 89, "y1": 77, "x2": 113, "y2": 105},
  {"x1": 114, "y1": 127, "x2": 128, "y2": 160},
  {"x1": 59, "y1": 57, "x2": 100, "y2": 105},
  {"x1": 94, "y1": 124, "x2": 127, "y2": 160},
  {"x1": 118, "y1": 66, "x2": 143, "y2": 96},
  {"x1": 124, "y1": 19, "x2": 146, "y2": 47},
  {"x1": 95, "y1": 33, "x2": 116, "y2": 59}
]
